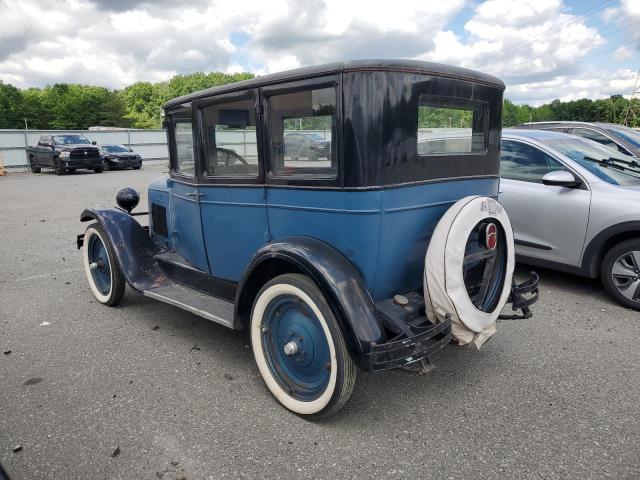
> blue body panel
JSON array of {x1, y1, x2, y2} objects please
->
[
  {"x1": 147, "y1": 175, "x2": 499, "y2": 301},
  {"x1": 148, "y1": 176, "x2": 171, "y2": 245},
  {"x1": 199, "y1": 186, "x2": 270, "y2": 281}
]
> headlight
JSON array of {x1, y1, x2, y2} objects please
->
[{"x1": 60, "y1": 151, "x2": 70, "y2": 158}]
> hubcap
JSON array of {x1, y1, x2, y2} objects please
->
[
  {"x1": 611, "y1": 250, "x2": 640, "y2": 302},
  {"x1": 87, "y1": 234, "x2": 111, "y2": 295},
  {"x1": 261, "y1": 294, "x2": 330, "y2": 401}
]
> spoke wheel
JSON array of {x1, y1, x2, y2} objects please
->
[
  {"x1": 601, "y1": 239, "x2": 640, "y2": 310},
  {"x1": 250, "y1": 274, "x2": 356, "y2": 419},
  {"x1": 82, "y1": 224, "x2": 125, "y2": 306}
]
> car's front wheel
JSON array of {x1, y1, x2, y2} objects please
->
[
  {"x1": 94, "y1": 167, "x2": 104, "y2": 173},
  {"x1": 82, "y1": 224, "x2": 125, "y2": 306},
  {"x1": 601, "y1": 238, "x2": 640, "y2": 310},
  {"x1": 250, "y1": 273, "x2": 356, "y2": 420},
  {"x1": 54, "y1": 159, "x2": 65, "y2": 175}
]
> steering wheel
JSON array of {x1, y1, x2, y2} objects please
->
[{"x1": 217, "y1": 148, "x2": 250, "y2": 174}]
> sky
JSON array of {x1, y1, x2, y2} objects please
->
[{"x1": 0, "y1": 0, "x2": 639, "y2": 105}]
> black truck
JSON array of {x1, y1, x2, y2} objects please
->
[{"x1": 26, "y1": 134, "x2": 103, "y2": 175}]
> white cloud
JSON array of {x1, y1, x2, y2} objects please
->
[{"x1": 0, "y1": 0, "x2": 636, "y2": 106}]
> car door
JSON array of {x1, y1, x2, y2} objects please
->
[
  {"x1": 195, "y1": 90, "x2": 269, "y2": 285},
  {"x1": 38, "y1": 136, "x2": 53, "y2": 167},
  {"x1": 166, "y1": 110, "x2": 210, "y2": 273},
  {"x1": 498, "y1": 138, "x2": 591, "y2": 267}
]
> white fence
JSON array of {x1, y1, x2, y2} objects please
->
[{"x1": 0, "y1": 129, "x2": 168, "y2": 168}]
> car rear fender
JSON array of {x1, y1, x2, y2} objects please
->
[
  {"x1": 79, "y1": 207, "x2": 164, "y2": 291},
  {"x1": 235, "y1": 236, "x2": 386, "y2": 370}
]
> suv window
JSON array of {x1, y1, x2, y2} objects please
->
[
  {"x1": 172, "y1": 114, "x2": 195, "y2": 177},
  {"x1": 200, "y1": 96, "x2": 258, "y2": 178},
  {"x1": 571, "y1": 128, "x2": 624, "y2": 152},
  {"x1": 268, "y1": 87, "x2": 336, "y2": 177},
  {"x1": 417, "y1": 95, "x2": 487, "y2": 155},
  {"x1": 500, "y1": 140, "x2": 564, "y2": 183}
]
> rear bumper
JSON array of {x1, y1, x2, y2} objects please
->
[{"x1": 368, "y1": 318, "x2": 451, "y2": 371}]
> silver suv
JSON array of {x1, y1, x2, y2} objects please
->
[{"x1": 499, "y1": 128, "x2": 640, "y2": 310}]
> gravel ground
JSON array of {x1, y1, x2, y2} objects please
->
[{"x1": 1, "y1": 163, "x2": 639, "y2": 480}]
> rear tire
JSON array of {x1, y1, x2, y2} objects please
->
[
  {"x1": 601, "y1": 238, "x2": 640, "y2": 310},
  {"x1": 83, "y1": 223, "x2": 125, "y2": 306},
  {"x1": 250, "y1": 273, "x2": 356, "y2": 420}
]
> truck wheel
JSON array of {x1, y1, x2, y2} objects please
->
[
  {"x1": 601, "y1": 239, "x2": 640, "y2": 310},
  {"x1": 54, "y1": 160, "x2": 65, "y2": 175},
  {"x1": 250, "y1": 273, "x2": 356, "y2": 419},
  {"x1": 29, "y1": 156, "x2": 41, "y2": 173},
  {"x1": 82, "y1": 223, "x2": 125, "y2": 306},
  {"x1": 94, "y1": 167, "x2": 104, "y2": 173}
]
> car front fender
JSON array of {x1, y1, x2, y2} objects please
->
[
  {"x1": 79, "y1": 206, "x2": 163, "y2": 291},
  {"x1": 235, "y1": 236, "x2": 386, "y2": 370}
]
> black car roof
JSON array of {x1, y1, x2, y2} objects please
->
[{"x1": 164, "y1": 59, "x2": 505, "y2": 109}]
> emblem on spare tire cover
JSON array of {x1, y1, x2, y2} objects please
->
[{"x1": 485, "y1": 222, "x2": 497, "y2": 251}]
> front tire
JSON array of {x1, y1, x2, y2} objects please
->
[
  {"x1": 54, "y1": 159, "x2": 65, "y2": 175},
  {"x1": 601, "y1": 238, "x2": 640, "y2": 310},
  {"x1": 82, "y1": 223, "x2": 125, "y2": 306},
  {"x1": 250, "y1": 274, "x2": 356, "y2": 420},
  {"x1": 94, "y1": 167, "x2": 104, "y2": 173}
]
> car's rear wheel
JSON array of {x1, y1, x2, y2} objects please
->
[
  {"x1": 601, "y1": 239, "x2": 640, "y2": 310},
  {"x1": 82, "y1": 223, "x2": 125, "y2": 306},
  {"x1": 250, "y1": 273, "x2": 356, "y2": 420}
]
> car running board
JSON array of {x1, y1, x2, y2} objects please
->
[{"x1": 141, "y1": 282, "x2": 234, "y2": 329}]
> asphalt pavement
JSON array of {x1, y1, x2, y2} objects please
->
[{"x1": 1, "y1": 163, "x2": 639, "y2": 479}]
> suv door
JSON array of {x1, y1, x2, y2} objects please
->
[
  {"x1": 498, "y1": 139, "x2": 591, "y2": 267},
  {"x1": 167, "y1": 110, "x2": 210, "y2": 273}
]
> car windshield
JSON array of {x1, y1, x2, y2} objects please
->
[
  {"x1": 104, "y1": 145, "x2": 130, "y2": 153},
  {"x1": 605, "y1": 125, "x2": 640, "y2": 149},
  {"x1": 53, "y1": 135, "x2": 91, "y2": 145},
  {"x1": 544, "y1": 137, "x2": 640, "y2": 186}
]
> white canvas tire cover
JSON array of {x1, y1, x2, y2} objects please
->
[{"x1": 424, "y1": 196, "x2": 515, "y2": 347}]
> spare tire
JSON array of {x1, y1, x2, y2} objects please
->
[{"x1": 423, "y1": 196, "x2": 515, "y2": 348}]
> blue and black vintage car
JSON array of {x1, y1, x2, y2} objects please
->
[{"x1": 78, "y1": 60, "x2": 538, "y2": 419}]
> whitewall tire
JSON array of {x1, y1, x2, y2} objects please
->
[{"x1": 82, "y1": 224, "x2": 126, "y2": 306}]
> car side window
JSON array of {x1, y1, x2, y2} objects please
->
[
  {"x1": 268, "y1": 86, "x2": 336, "y2": 177},
  {"x1": 172, "y1": 114, "x2": 196, "y2": 177},
  {"x1": 500, "y1": 140, "x2": 565, "y2": 183},
  {"x1": 200, "y1": 96, "x2": 258, "y2": 178},
  {"x1": 571, "y1": 128, "x2": 622, "y2": 152}
]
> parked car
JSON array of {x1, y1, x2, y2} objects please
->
[
  {"x1": 26, "y1": 134, "x2": 103, "y2": 175},
  {"x1": 100, "y1": 144, "x2": 142, "y2": 170},
  {"x1": 499, "y1": 128, "x2": 640, "y2": 310},
  {"x1": 283, "y1": 132, "x2": 331, "y2": 161},
  {"x1": 77, "y1": 60, "x2": 538, "y2": 419},
  {"x1": 517, "y1": 121, "x2": 640, "y2": 158}
]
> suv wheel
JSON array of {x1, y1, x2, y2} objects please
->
[
  {"x1": 54, "y1": 159, "x2": 65, "y2": 175},
  {"x1": 250, "y1": 273, "x2": 356, "y2": 419},
  {"x1": 601, "y1": 238, "x2": 640, "y2": 310}
]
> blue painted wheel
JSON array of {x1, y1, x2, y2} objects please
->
[
  {"x1": 83, "y1": 224, "x2": 126, "y2": 306},
  {"x1": 261, "y1": 294, "x2": 331, "y2": 402},
  {"x1": 251, "y1": 274, "x2": 357, "y2": 419}
]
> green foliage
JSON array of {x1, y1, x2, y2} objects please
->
[
  {"x1": 0, "y1": 71, "x2": 254, "y2": 130},
  {"x1": 502, "y1": 95, "x2": 640, "y2": 127},
  {"x1": 418, "y1": 105, "x2": 473, "y2": 128}
]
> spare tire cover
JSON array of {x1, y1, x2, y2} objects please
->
[{"x1": 423, "y1": 196, "x2": 515, "y2": 348}]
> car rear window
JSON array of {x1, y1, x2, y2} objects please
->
[{"x1": 417, "y1": 95, "x2": 488, "y2": 156}]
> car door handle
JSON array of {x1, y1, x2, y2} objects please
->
[{"x1": 185, "y1": 191, "x2": 204, "y2": 199}]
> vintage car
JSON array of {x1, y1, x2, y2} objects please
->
[{"x1": 77, "y1": 60, "x2": 538, "y2": 419}]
